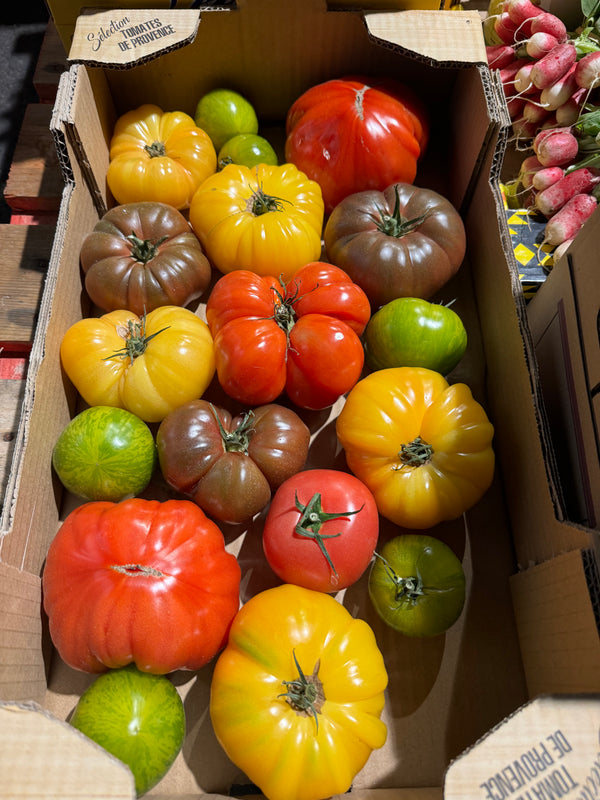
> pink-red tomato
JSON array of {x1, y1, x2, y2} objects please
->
[{"x1": 262, "y1": 468, "x2": 379, "y2": 592}]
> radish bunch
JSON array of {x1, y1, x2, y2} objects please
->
[{"x1": 486, "y1": 0, "x2": 600, "y2": 256}]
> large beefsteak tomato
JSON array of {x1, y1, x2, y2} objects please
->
[
  {"x1": 107, "y1": 104, "x2": 217, "y2": 209},
  {"x1": 60, "y1": 306, "x2": 215, "y2": 423},
  {"x1": 335, "y1": 367, "x2": 495, "y2": 529},
  {"x1": 188, "y1": 162, "x2": 324, "y2": 282},
  {"x1": 156, "y1": 400, "x2": 310, "y2": 524},
  {"x1": 205, "y1": 262, "x2": 369, "y2": 409},
  {"x1": 262, "y1": 468, "x2": 379, "y2": 592},
  {"x1": 210, "y1": 583, "x2": 388, "y2": 800},
  {"x1": 80, "y1": 201, "x2": 212, "y2": 316},
  {"x1": 42, "y1": 498, "x2": 241, "y2": 674},
  {"x1": 285, "y1": 76, "x2": 428, "y2": 214},
  {"x1": 324, "y1": 182, "x2": 467, "y2": 310}
]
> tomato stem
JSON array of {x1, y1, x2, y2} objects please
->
[
  {"x1": 209, "y1": 404, "x2": 255, "y2": 453},
  {"x1": 126, "y1": 231, "x2": 169, "y2": 264},
  {"x1": 395, "y1": 436, "x2": 433, "y2": 469},
  {"x1": 144, "y1": 140, "x2": 167, "y2": 158},
  {"x1": 294, "y1": 491, "x2": 364, "y2": 578},
  {"x1": 377, "y1": 184, "x2": 431, "y2": 238},
  {"x1": 246, "y1": 178, "x2": 291, "y2": 216},
  {"x1": 278, "y1": 650, "x2": 324, "y2": 732},
  {"x1": 106, "y1": 315, "x2": 170, "y2": 364},
  {"x1": 373, "y1": 552, "x2": 425, "y2": 605}
]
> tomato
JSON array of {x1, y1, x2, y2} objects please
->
[
  {"x1": 194, "y1": 88, "x2": 259, "y2": 151},
  {"x1": 368, "y1": 534, "x2": 466, "y2": 637},
  {"x1": 188, "y1": 162, "x2": 324, "y2": 282},
  {"x1": 156, "y1": 401, "x2": 310, "y2": 524},
  {"x1": 69, "y1": 664, "x2": 185, "y2": 796},
  {"x1": 42, "y1": 498, "x2": 241, "y2": 674},
  {"x1": 324, "y1": 182, "x2": 467, "y2": 310},
  {"x1": 335, "y1": 367, "x2": 495, "y2": 529},
  {"x1": 262, "y1": 468, "x2": 379, "y2": 592},
  {"x1": 364, "y1": 297, "x2": 468, "y2": 375},
  {"x1": 285, "y1": 76, "x2": 428, "y2": 214},
  {"x1": 106, "y1": 104, "x2": 217, "y2": 209},
  {"x1": 217, "y1": 133, "x2": 278, "y2": 170},
  {"x1": 79, "y1": 202, "x2": 212, "y2": 316},
  {"x1": 210, "y1": 583, "x2": 388, "y2": 800},
  {"x1": 52, "y1": 406, "x2": 156, "y2": 502},
  {"x1": 60, "y1": 306, "x2": 216, "y2": 423},
  {"x1": 205, "y1": 263, "x2": 369, "y2": 409}
]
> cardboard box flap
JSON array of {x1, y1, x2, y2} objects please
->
[
  {"x1": 444, "y1": 694, "x2": 600, "y2": 800},
  {"x1": 0, "y1": 700, "x2": 135, "y2": 798}
]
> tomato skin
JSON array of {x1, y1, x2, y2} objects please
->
[
  {"x1": 324, "y1": 182, "x2": 466, "y2": 310},
  {"x1": 285, "y1": 77, "x2": 428, "y2": 214},
  {"x1": 335, "y1": 367, "x2": 495, "y2": 529},
  {"x1": 210, "y1": 583, "x2": 388, "y2": 800},
  {"x1": 60, "y1": 306, "x2": 216, "y2": 423},
  {"x1": 368, "y1": 534, "x2": 466, "y2": 637},
  {"x1": 188, "y1": 162, "x2": 324, "y2": 282},
  {"x1": 156, "y1": 400, "x2": 310, "y2": 524},
  {"x1": 42, "y1": 498, "x2": 241, "y2": 674},
  {"x1": 107, "y1": 105, "x2": 217, "y2": 209},
  {"x1": 217, "y1": 133, "x2": 278, "y2": 170},
  {"x1": 80, "y1": 201, "x2": 212, "y2": 316},
  {"x1": 205, "y1": 264, "x2": 367, "y2": 409},
  {"x1": 52, "y1": 406, "x2": 157, "y2": 502},
  {"x1": 364, "y1": 297, "x2": 468, "y2": 375},
  {"x1": 263, "y1": 468, "x2": 379, "y2": 592}
]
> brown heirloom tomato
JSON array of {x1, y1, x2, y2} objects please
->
[
  {"x1": 324, "y1": 183, "x2": 466, "y2": 310},
  {"x1": 156, "y1": 400, "x2": 310, "y2": 524},
  {"x1": 80, "y1": 202, "x2": 212, "y2": 316}
]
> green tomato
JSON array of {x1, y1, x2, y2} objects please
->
[
  {"x1": 217, "y1": 133, "x2": 278, "y2": 170},
  {"x1": 368, "y1": 535, "x2": 466, "y2": 638},
  {"x1": 70, "y1": 665, "x2": 185, "y2": 797},
  {"x1": 52, "y1": 406, "x2": 157, "y2": 502},
  {"x1": 364, "y1": 296, "x2": 467, "y2": 375},
  {"x1": 194, "y1": 88, "x2": 259, "y2": 151}
]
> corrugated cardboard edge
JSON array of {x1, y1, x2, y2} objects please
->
[
  {"x1": 443, "y1": 694, "x2": 600, "y2": 800},
  {"x1": 0, "y1": 700, "x2": 135, "y2": 799}
]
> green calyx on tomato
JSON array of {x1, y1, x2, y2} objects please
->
[
  {"x1": 372, "y1": 551, "x2": 427, "y2": 606},
  {"x1": 396, "y1": 435, "x2": 434, "y2": 468},
  {"x1": 293, "y1": 491, "x2": 364, "y2": 577},
  {"x1": 279, "y1": 650, "x2": 324, "y2": 731},
  {"x1": 377, "y1": 185, "x2": 430, "y2": 238},
  {"x1": 109, "y1": 316, "x2": 169, "y2": 364},
  {"x1": 126, "y1": 231, "x2": 169, "y2": 263},
  {"x1": 248, "y1": 187, "x2": 290, "y2": 217}
]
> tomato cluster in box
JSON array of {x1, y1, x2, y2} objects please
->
[{"x1": 1, "y1": 2, "x2": 599, "y2": 799}]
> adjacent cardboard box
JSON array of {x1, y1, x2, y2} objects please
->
[{"x1": 0, "y1": 2, "x2": 598, "y2": 797}]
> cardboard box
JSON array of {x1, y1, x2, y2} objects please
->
[{"x1": 0, "y1": 2, "x2": 598, "y2": 797}]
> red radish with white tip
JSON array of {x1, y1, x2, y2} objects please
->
[
  {"x1": 535, "y1": 168, "x2": 600, "y2": 217},
  {"x1": 555, "y1": 88, "x2": 586, "y2": 126},
  {"x1": 543, "y1": 193, "x2": 598, "y2": 246},
  {"x1": 530, "y1": 42, "x2": 577, "y2": 90},
  {"x1": 530, "y1": 12, "x2": 567, "y2": 43},
  {"x1": 533, "y1": 127, "x2": 579, "y2": 166},
  {"x1": 540, "y1": 64, "x2": 578, "y2": 110},
  {"x1": 532, "y1": 166, "x2": 564, "y2": 191},
  {"x1": 526, "y1": 31, "x2": 559, "y2": 59},
  {"x1": 486, "y1": 44, "x2": 518, "y2": 69},
  {"x1": 575, "y1": 52, "x2": 600, "y2": 90}
]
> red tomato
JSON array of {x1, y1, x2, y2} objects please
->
[
  {"x1": 205, "y1": 262, "x2": 370, "y2": 409},
  {"x1": 42, "y1": 498, "x2": 241, "y2": 674},
  {"x1": 285, "y1": 76, "x2": 428, "y2": 214},
  {"x1": 262, "y1": 469, "x2": 379, "y2": 592}
]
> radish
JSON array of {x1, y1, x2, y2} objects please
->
[
  {"x1": 522, "y1": 99, "x2": 553, "y2": 125},
  {"x1": 507, "y1": 96, "x2": 527, "y2": 119},
  {"x1": 486, "y1": 44, "x2": 518, "y2": 69},
  {"x1": 495, "y1": 11, "x2": 522, "y2": 44},
  {"x1": 518, "y1": 154, "x2": 543, "y2": 188},
  {"x1": 501, "y1": 58, "x2": 533, "y2": 95},
  {"x1": 512, "y1": 118, "x2": 539, "y2": 140},
  {"x1": 543, "y1": 193, "x2": 597, "y2": 246},
  {"x1": 535, "y1": 167, "x2": 600, "y2": 217},
  {"x1": 533, "y1": 127, "x2": 579, "y2": 166},
  {"x1": 529, "y1": 11, "x2": 567, "y2": 43},
  {"x1": 526, "y1": 31, "x2": 559, "y2": 59},
  {"x1": 555, "y1": 87, "x2": 586, "y2": 127},
  {"x1": 532, "y1": 165, "x2": 564, "y2": 191},
  {"x1": 530, "y1": 42, "x2": 577, "y2": 90},
  {"x1": 505, "y1": 0, "x2": 542, "y2": 37},
  {"x1": 574, "y1": 52, "x2": 600, "y2": 90},
  {"x1": 514, "y1": 63, "x2": 537, "y2": 95},
  {"x1": 552, "y1": 237, "x2": 575, "y2": 262},
  {"x1": 539, "y1": 63, "x2": 578, "y2": 110}
]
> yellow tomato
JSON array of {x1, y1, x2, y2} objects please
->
[
  {"x1": 210, "y1": 584, "x2": 388, "y2": 800},
  {"x1": 60, "y1": 306, "x2": 216, "y2": 423},
  {"x1": 107, "y1": 104, "x2": 217, "y2": 209},
  {"x1": 336, "y1": 367, "x2": 495, "y2": 529},
  {"x1": 188, "y1": 162, "x2": 324, "y2": 281}
]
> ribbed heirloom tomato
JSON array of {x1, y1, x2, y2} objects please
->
[
  {"x1": 42, "y1": 498, "x2": 241, "y2": 674},
  {"x1": 336, "y1": 367, "x2": 495, "y2": 529},
  {"x1": 205, "y1": 262, "x2": 370, "y2": 409},
  {"x1": 210, "y1": 584, "x2": 388, "y2": 800},
  {"x1": 285, "y1": 76, "x2": 428, "y2": 214}
]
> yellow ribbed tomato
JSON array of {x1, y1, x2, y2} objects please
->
[
  {"x1": 107, "y1": 104, "x2": 217, "y2": 209},
  {"x1": 60, "y1": 306, "x2": 215, "y2": 423},
  {"x1": 336, "y1": 367, "x2": 495, "y2": 529},
  {"x1": 188, "y1": 162, "x2": 324, "y2": 281},
  {"x1": 210, "y1": 584, "x2": 388, "y2": 800}
]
